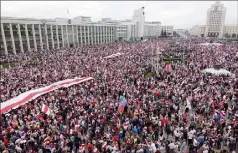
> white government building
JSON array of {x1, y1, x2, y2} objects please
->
[
  {"x1": 0, "y1": 7, "x2": 173, "y2": 55},
  {"x1": 189, "y1": 1, "x2": 238, "y2": 38}
]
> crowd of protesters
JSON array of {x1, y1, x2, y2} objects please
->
[{"x1": 0, "y1": 38, "x2": 238, "y2": 153}]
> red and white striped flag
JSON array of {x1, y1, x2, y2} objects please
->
[
  {"x1": 123, "y1": 121, "x2": 130, "y2": 130},
  {"x1": 79, "y1": 144, "x2": 85, "y2": 152},
  {"x1": 93, "y1": 147, "x2": 99, "y2": 153},
  {"x1": 102, "y1": 142, "x2": 107, "y2": 150},
  {"x1": 215, "y1": 110, "x2": 226, "y2": 119},
  {"x1": 228, "y1": 108, "x2": 232, "y2": 113},
  {"x1": 42, "y1": 104, "x2": 50, "y2": 115}
]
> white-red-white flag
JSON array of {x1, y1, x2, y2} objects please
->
[
  {"x1": 123, "y1": 121, "x2": 130, "y2": 130},
  {"x1": 42, "y1": 104, "x2": 50, "y2": 115},
  {"x1": 79, "y1": 144, "x2": 85, "y2": 152},
  {"x1": 102, "y1": 142, "x2": 107, "y2": 150},
  {"x1": 93, "y1": 147, "x2": 99, "y2": 153}
]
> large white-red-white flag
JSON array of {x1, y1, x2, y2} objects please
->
[{"x1": 42, "y1": 104, "x2": 50, "y2": 115}]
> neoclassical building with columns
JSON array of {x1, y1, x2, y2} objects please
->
[{"x1": 0, "y1": 17, "x2": 117, "y2": 55}]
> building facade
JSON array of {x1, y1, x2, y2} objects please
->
[
  {"x1": 190, "y1": 25, "x2": 237, "y2": 38},
  {"x1": 223, "y1": 25, "x2": 238, "y2": 38},
  {"x1": 0, "y1": 17, "x2": 116, "y2": 55},
  {"x1": 205, "y1": 1, "x2": 226, "y2": 38},
  {"x1": 189, "y1": 25, "x2": 206, "y2": 37},
  {"x1": 161, "y1": 26, "x2": 174, "y2": 36},
  {"x1": 132, "y1": 7, "x2": 145, "y2": 39},
  {"x1": 144, "y1": 22, "x2": 161, "y2": 38}
]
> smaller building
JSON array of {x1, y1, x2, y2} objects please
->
[
  {"x1": 189, "y1": 25, "x2": 206, "y2": 37},
  {"x1": 161, "y1": 25, "x2": 174, "y2": 36},
  {"x1": 144, "y1": 22, "x2": 161, "y2": 38},
  {"x1": 223, "y1": 25, "x2": 238, "y2": 38}
]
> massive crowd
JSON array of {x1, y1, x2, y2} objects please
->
[{"x1": 0, "y1": 38, "x2": 238, "y2": 153}]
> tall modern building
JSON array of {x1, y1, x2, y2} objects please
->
[
  {"x1": 132, "y1": 7, "x2": 145, "y2": 39},
  {"x1": 205, "y1": 1, "x2": 226, "y2": 38}
]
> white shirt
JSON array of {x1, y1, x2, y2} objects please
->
[
  {"x1": 168, "y1": 142, "x2": 175, "y2": 149},
  {"x1": 193, "y1": 139, "x2": 198, "y2": 147},
  {"x1": 203, "y1": 150, "x2": 208, "y2": 153},
  {"x1": 188, "y1": 132, "x2": 193, "y2": 139}
]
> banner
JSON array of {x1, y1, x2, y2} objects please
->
[
  {"x1": 163, "y1": 58, "x2": 183, "y2": 62},
  {"x1": 1, "y1": 77, "x2": 93, "y2": 114},
  {"x1": 42, "y1": 104, "x2": 50, "y2": 115},
  {"x1": 118, "y1": 96, "x2": 127, "y2": 114},
  {"x1": 164, "y1": 63, "x2": 172, "y2": 71},
  {"x1": 104, "y1": 53, "x2": 125, "y2": 59}
]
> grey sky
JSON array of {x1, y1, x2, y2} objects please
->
[{"x1": 1, "y1": 1, "x2": 237, "y2": 29}]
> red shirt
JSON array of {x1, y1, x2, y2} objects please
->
[
  {"x1": 4, "y1": 138, "x2": 9, "y2": 147},
  {"x1": 87, "y1": 144, "x2": 93, "y2": 151}
]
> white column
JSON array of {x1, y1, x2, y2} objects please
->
[
  {"x1": 66, "y1": 25, "x2": 69, "y2": 47},
  {"x1": 97, "y1": 26, "x2": 100, "y2": 44},
  {"x1": 1, "y1": 23, "x2": 8, "y2": 55},
  {"x1": 25, "y1": 24, "x2": 30, "y2": 51},
  {"x1": 32, "y1": 24, "x2": 37, "y2": 51},
  {"x1": 80, "y1": 26, "x2": 83, "y2": 45},
  {"x1": 39, "y1": 24, "x2": 43, "y2": 50},
  {"x1": 87, "y1": 25, "x2": 90, "y2": 45},
  {"x1": 94, "y1": 26, "x2": 96, "y2": 45},
  {"x1": 56, "y1": 25, "x2": 60, "y2": 49},
  {"x1": 9, "y1": 23, "x2": 16, "y2": 55},
  {"x1": 50, "y1": 25, "x2": 54, "y2": 49},
  {"x1": 45, "y1": 24, "x2": 49, "y2": 50},
  {"x1": 61, "y1": 25, "x2": 65, "y2": 48},
  {"x1": 17, "y1": 24, "x2": 24, "y2": 53},
  {"x1": 76, "y1": 26, "x2": 79, "y2": 46},
  {"x1": 111, "y1": 27, "x2": 114, "y2": 42},
  {"x1": 91, "y1": 26, "x2": 93, "y2": 45},
  {"x1": 110, "y1": 27, "x2": 113, "y2": 42},
  {"x1": 105, "y1": 26, "x2": 108, "y2": 44},
  {"x1": 100, "y1": 26, "x2": 103, "y2": 44},
  {"x1": 72, "y1": 25, "x2": 75, "y2": 46},
  {"x1": 84, "y1": 25, "x2": 86, "y2": 45}
]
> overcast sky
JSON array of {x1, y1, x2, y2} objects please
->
[{"x1": 1, "y1": 1, "x2": 237, "y2": 29}]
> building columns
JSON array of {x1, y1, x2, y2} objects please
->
[
  {"x1": 94, "y1": 26, "x2": 97, "y2": 45},
  {"x1": 61, "y1": 25, "x2": 65, "y2": 48},
  {"x1": 44, "y1": 24, "x2": 49, "y2": 50},
  {"x1": 97, "y1": 26, "x2": 100, "y2": 44},
  {"x1": 100, "y1": 26, "x2": 103, "y2": 44},
  {"x1": 91, "y1": 26, "x2": 93, "y2": 45},
  {"x1": 56, "y1": 25, "x2": 60, "y2": 49},
  {"x1": 50, "y1": 25, "x2": 54, "y2": 49},
  {"x1": 39, "y1": 24, "x2": 43, "y2": 50},
  {"x1": 9, "y1": 23, "x2": 16, "y2": 55},
  {"x1": 25, "y1": 24, "x2": 30, "y2": 51},
  {"x1": 87, "y1": 26, "x2": 90, "y2": 45},
  {"x1": 1, "y1": 23, "x2": 8, "y2": 55},
  {"x1": 32, "y1": 24, "x2": 37, "y2": 51},
  {"x1": 84, "y1": 25, "x2": 86, "y2": 45},
  {"x1": 66, "y1": 25, "x2": 69, "y2": 48},
  {"x1": 17, "y1": 24, "x2": 24, "y2": 53},
  {"x1": 80, "y1": 26, "x2": 83, "y2": 45},
  {"x1": 72, "y1": 25, "x2": 75, "y2": 47},
  {"x1": 76, "y1": 26, "x2": 79, "y2": 46}
]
